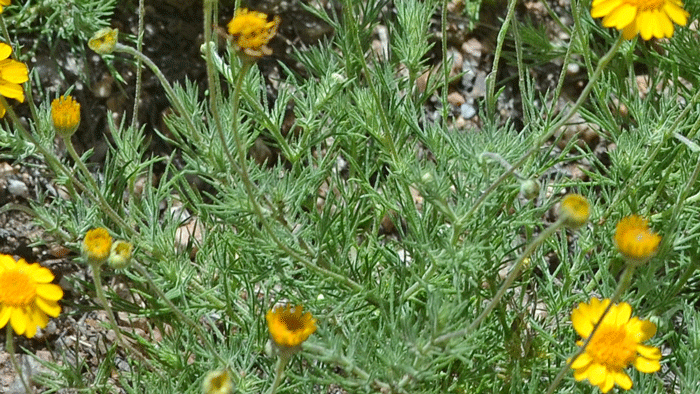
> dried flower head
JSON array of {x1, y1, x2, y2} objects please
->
[
  {"x1": 202, "y1": 370, "x2": 233, "y2": 394},
  {"x1": 82, "y1": 227, "x2": 113, "y2": 263},
  {"x1": 570, "y1": 297, "x2": 661, "y2": 393},
  {"x1": 227, "y1": 8, "x2": 280, "y2": 58},
  {"x1": 51, "y1": 95, "x2": 80, "y2": 137},
  {"x1": 88, "y1": 27, "x2": 119, "y2": 54},
  {"x1": 615, "y1": 215, "x2": 661, "y2": 263},
  {"x1": 0, "y1": 254, "x2": 63, "y2": 338},
  {"x1": 559, "y1": 193, "x2": 591, "y2": 229},
  {"x1": 591, "y1": 0, "x2": 689, "y2": 40},
  {"x1": 108, "y1": 240, "x2": 133, "y2": 269},
  {"x1": 0, "y1": 42, "x2": 28, "y2": 118},
  {"x1": 266, "y1": 304, "x2": 317, "y2": 351}
]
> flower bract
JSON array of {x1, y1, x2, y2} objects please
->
[
  {"x1": 0, "y1": 42, "x2": 29, "y2": 118},
  {"x1": 614, "y1": 215, "x2": 661, "y2": 263},
  {"x1": 82, "y1": 227, "x2": 113, "y2": 263},
  {"x1": 266, "y1": 304, "x2": 317, "y2": 349},
  {"x1": 591, "y1": 0, "x2": 689, "y2": 40},
  {"x1": 51, "y1": 95, "x2": 81, "y2": 138},
  {"x1": 227, "y1": 8, "x2": 280, "y2": 58},
  {"x1": 559, "y1": 193, "x2": 590, "y2": 229},
  {"x1": 0, "y1": 254, "x2": 63, "y2": 338},
  {"x1": 108, "y1": 240, "x2": 133, "y2": 269},
  {"x1": 88, "y1": 27, "x2": 119, "y2": 54},
  {"x1": 570, "y1": 297, "x2": 661, "y2": 393}
]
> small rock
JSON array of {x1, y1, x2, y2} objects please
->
[
  {"x1": 461, "y1": 103, "x2": 477, "y2": 119},
  {"x1": 7, "y1": 179, "x2": 29, "y2": 198},
  {"x1": 447, "y1": 92, "x2": 465, "y2": 107}
]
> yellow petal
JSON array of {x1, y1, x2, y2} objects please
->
[
  {"x1": 0, "y1": 254, "x2": 15, "y2": 269},
  {"x1": 591, "y1": 0, "x2": 623, "y2": 19},
  {"x1": 613, "y1": 302, "x2": 631, "y2": 325},
  {"x1": 572, "y1": 308, "x2": 594, "y2": 338},
  {"x1": 602, "y1": 3, "x2": 637, "y2": 29},
  {"x1": 664, "y1": 3, "x2": 689, "y2": 26},
  {"x1": 0, "y1": 80, "x2": 25, "y2": 102},
  {"x1": 27, "y1": 264, "x2": 55, "y2": 283},
  {"x1": 0, "y1": 305, "x2": 11, "y2": 327},
  {"x1": 0, "y1": 59, "x2": 29, "y2": 84},
  {"x1": 10, "y1": 307, "x2": 28, "y2": 336},
  {"x1": 37, "y1": 283, "x2": 63, "y2": 301},
  {"x1": 628, "y1": 318, "x2": 657, "y2": 342},
  {"x1": 0, "y1": 43, "x2": 10, "y2": 61},
  {"x1": 622, "y1": 21, "x2": 638, "y2": 39},
  {"x1": 613, "y1": 370, "x2": 632, "y2": 390},
  {"x1": 600, "y1": 373, "x2": 615, "y2": 393},
  {"x1": 634, "y1": 355, "x2": 661, "y2": 373},
  {"x1": 637, "y1": 344, "x2": 661, "y2": 360},
  {"x1": 571, "y1": 352, "x2": 592, "y2": 369},
  {"x1": 36, "y1": 297, "x2": 61, "y2": 317},
  {"x1": 587, "y1": 363, "x2": 607, "y2": 385},
  {"x1": 658, "y1": 12, "x2": 675, "y2": 38}
]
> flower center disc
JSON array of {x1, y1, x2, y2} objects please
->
[
  {"x1": 588, "y1": 325, "x2": 637, "y2": 369},
  {"x1": 0, "y1": 270, "x2": 37, "y2": 306},
  {"x1": 282, "y1": 315, "x2": 304, "y2": 332}
]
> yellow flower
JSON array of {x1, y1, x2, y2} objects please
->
[
  {"x1": 570, "y1": 298, "x2": 661, "y2": 393},
  {"x1": 82, "y1": 227, "x2": 113, "y2": 263},
  {"x1": 0, "y1": 42, "x2": 29, "y2": 118},
  {"x1": 0, "y1": 254, "x2": 63, "y2": 338},
  {"x1": 0, "y1": 0, "x2": 11, "y2": 13},
  {"x1": 202, "y1": 370, "x2": 233, "y2": 394},
  {"x1": 108, "y1": 240, "x2": 133, "y2": 269},
  {"x1": 266, "y1": 304, "x2": 317, "y2": 349},
  {"x1": 615, "y1": 215, "x2": 661, "y2": 263},
  {"x1": 591, "y1": 0, "x2": 689, "y2": 40},
  {"x1": 559, "y1": 193, "x2": 591, "y2": 229},
  {"x1": 227, "y1": 8, "x2": 280, "y2": 58},
  {"x1": 88, "y1": 27, "x2": 119, "y2": 54},
  {"x1": 51, "y1": 95, "x2": 81, "y2": 137}
]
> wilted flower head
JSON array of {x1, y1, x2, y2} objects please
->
[
  {"x1": 591, "y1": 0, "x2": 689, "y2": 40},
  {"x1": 615, "y1": 215, "x2": 661, "y2": 264},
  {"x1": 202, "y1": 370, "x2": 233, "y2": 394},
  {"x1": 0, "y1": 254, "x2": 63, "y2": 338},
  {"x1": 266, "y1": 304, "x2": 316, "y2": 352},
  {"x1": 0, "y1": 43, "x2": 29, "y2": 118},
  {"x1": 570, "y1": 297, "x2": 661, "y2": 393},
  {"x1": 88, "y1": 27, "x2": 119, "y2": 54},
  {"x1": 82, "y1": 227, "x2": 113, "y2": 263},
  {"x1": 559, "y1": 194, "x2": 590, "y2": 229},
  {"x1": 227, "y1": 8, "x2": 280, "y2": 58},
  {"x1": 51, "y1": 95, "x2": 81, "y2": 137}
]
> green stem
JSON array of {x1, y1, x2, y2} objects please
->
[
  {"x1": 432, "y1": 217, "x2": 566, "y2": 347},
  {"x1": 113, "y1": 44, "x2": 202, "y2": 145},
  {"x1": 267, "y1": 353, "x2": 291, "y2": 394},
  {"x1": 90, "y1": 262, "x2": 157, "y2": 371},
  {"x1": 5, "y1": 329, "x2": 32, "y2": 394},
  {"x1": 131, "y1": 0, "x2": 146, "y2": 130}
]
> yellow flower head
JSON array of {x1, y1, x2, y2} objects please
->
[
  {"x1": 570, "y1": 297, "x2": 661, "y2": 393},
  {"x1": 559, "y1": 193, "x2": 591, "y2": 229},
  {"x1": 266, "y1": 304, "x2": 317, "y2": 350},
  {"x1": 0, "y1": 0, "x2": 11, "y2": 13},
  {"x1": 88, "y1": 27, "x2": 119, "y2": 54},
  {"x1": 0, "y1": 254, "x2": 63, "y2": 338},
  {"x1": 202, "y1": 370, "x2": 233, "y2": 394},
  {"x1": 591, "y1": 0, "x2": 689, "y2": 40},
  {"x1": 227, "y1": 8, "x2": 280, "y2": 58},
  {"x1": 108, "y1": 240, "x2": 133, "y2": 269},
  {"x1": 51, "y1": 95, "x2": 81, "y2": 138},
  {"x1": 82, "y1": 227, "x2": 113, "y2": 263},
  {"x1": 0, "y1": 42, "x2": 29, "y2": 118},
  {"x1": 615, "y1": 215, "x2": 661, "y2": 263}
]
